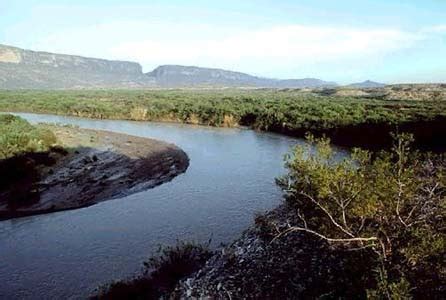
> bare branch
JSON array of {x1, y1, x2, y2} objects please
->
[
  {"x1": 271, "y1": 225, "x2": 378, "y2": 244},
  {"x1": 297, "y1": 209, "x2": 307, "y2": 229},
  {"x1": 342, "y1": 208, "x2": 349, "y2": 232},
  {"x1": 357, "y1": 216, "x2": 366, "y2": 234},
  {"x1": 345, "y1": 243, "x2": 377, "y2": 252},
  {"x1": 300, "y1": 192, "x2": 355, "y2": 237},
  {"x1": 396, "y1": 179, "x2": 409, "y2": 227}
]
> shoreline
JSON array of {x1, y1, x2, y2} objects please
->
[
  {"x1": 4, "y1": 109, "x2": 446, "y2": 152},
  {"x1": 172, "y1": 203, "x2": 367, "y2": 299},
  {"x1": 0, "y1": 125, "x2": 189, "y2": 220},
  {"x1": 5, "y1": 110, "x2": 251, "y2": 131}
]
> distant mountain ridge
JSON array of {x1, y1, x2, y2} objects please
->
[
  {"x1": 347, "y1": 80, "x2": 386, "y2": 88},
  {"x1": 0, "y1": 44, "x2": 336, "y2": 89},
  {"x1": 148, "y1": 65, "x2": 337, "y2": 88},
  {"x1": 0, "y1": 44, "x2": 151, "y2": 89}
]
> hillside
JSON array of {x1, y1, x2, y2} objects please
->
[
  {"x1": 347, "y1": 80, "x2": 386, "y2": 88},
  {"x1": 0, "y1": 44, "x2": 336, "y2": 89},
  {"x1": 147, "y1": 65, "x2": 337, "y2": 88},
  {"x1": 0, "y1": 44, "x2": 153, "y2": 89}
]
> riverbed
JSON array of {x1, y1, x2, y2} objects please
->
[{"x1": 0, "y1": 113, "x2": 347, "y2": 299}]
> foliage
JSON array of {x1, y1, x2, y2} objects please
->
[
  {"x1": 0, "y1": 89, "x2": 445, "y2": 132},
  {"x1": 0, "y1": 114, "x2": 57, "y2": 159},
  {"x1": 1, "y1": 89, "x2": 445, "y2": 149},
  {"x1": 276, "y1": 134, "x2": 446, "y2": 297},
  {"x1": 367, "y1": 265, "x2": 412, "y2": 299}
]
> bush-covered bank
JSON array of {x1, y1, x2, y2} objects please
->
[
  {"x1": 174, "y1": 205, "x2": 377, "y2": 298},
  {"x1": 174, "y1": 136, "x2": 445, "y2": 298},
  {"x1": 1, "y1": 89, "x2": 446, "y2": 149},
  {"x1": 276, "y1": 135, "x2": 445, "y2": 297},
  {"x1": 0, "y1": 114, "x2": 57, "y2": 159},
  {"x1": 93, "y1": 135, "x2": 445, "y2": 299},
  {"x1": 92, "y1": 242, "x2": 212, "y2": 300},
  {"x1": 0, "y1": 114, "x2": 63, "y2": 207},
  {"x1": 0, "y1": 124, "x2": 189, "y2": 220},
  {"x1": 0, "y1": 150, "x2": 68, "y2": 209},
  {"x1": 268, "y1": 115, "x2": 446, "y2": 151}
]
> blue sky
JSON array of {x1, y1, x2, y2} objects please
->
[{"x1": 1, "y1": 0, "x2": 445, "y2": 83}]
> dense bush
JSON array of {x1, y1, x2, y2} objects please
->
[
  {"x1": 0, "y1": 89, "x2": 445, "y2": 130},
  {"x1": 0, "y1": 114, "x2": 56, "y2": 159},
  {"x1": 276, "y1": 135, "x2": 445, "y2": 297},
  {"x1": 1, "y1": 89, "x2": 446, "y2": 150},
  {"x1": 1, "y1": 89, "x2": 445, "y2": 150}
]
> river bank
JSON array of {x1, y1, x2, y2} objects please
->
[
  {"x1": 0, "y1": 124, "x2": 189, "y2": 220},
  {"x1": 1, "y1": 113, "x2": 297, "y2": 299},
  {"x1": 97, "y1": 202, "x2": 370, "y2": 299},
  {"x1": 172, "y1": 204, "x2": 369, "y2": 299},
  {"x1": 1, "y1": 88, "x2": 446, "y2": 151},
  {"x1": 170, "y1": 140, "x2": 446, "y2": 299}
]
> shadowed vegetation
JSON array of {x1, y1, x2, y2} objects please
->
[
  {"x1": 92, "y1": 241, "x2": 212, "y2": 300},
  {"x1": 0, "y1": 114, "x2": 63, "y2": 207}
]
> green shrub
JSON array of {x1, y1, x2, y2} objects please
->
[
  {"x1": 0, "y1": 89, "x2": 445, "y2": 133},
  {"x1": 276, "y1": 134, "x2": 445, "y2": 297},
  {"x1": 0, "y1": 114, "x2": 57, "y2": 159}
]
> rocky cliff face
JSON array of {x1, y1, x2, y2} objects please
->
[
  {"x1": 0, "y1": 44, "x2": 151, "y2": 89},
  {"x1": 0, "y1": 46, "x2": 22, "y2": 63},
  {"x1": 147, "y1": 65, "x2": 337, "y2": 88},
  {"x1": 147, "y1": 65, "x2": 264, "y2": 87},
  {"x1": 0, "y1": 44, "x2": 143, "y2": 74},
  {"x1": 0, "y1": 44, "x2": 337, "y2": 89}
]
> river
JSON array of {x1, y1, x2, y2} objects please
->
[{"x1": 0, "y1": 113, "x2": 347, "y2": 299}]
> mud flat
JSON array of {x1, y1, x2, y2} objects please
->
[{"x1": 0, "y1": 125, "x2": 189, "y2": 220}]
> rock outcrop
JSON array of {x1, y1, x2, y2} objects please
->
[
  {"x1": 147, "y1": 65, "x2": 337, "y2": 88},
  {"x1": 0, "y1": 44, "x2": 336, "y2": 89},
  {"x1": 0, "y1": 44, "x2": 152, "y2": 89}
]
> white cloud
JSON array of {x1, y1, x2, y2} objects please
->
[
  {"x1": 423, "y1": 25, "x2": 446, "y2": 33},
  {"x1": 27, "y1": 21, "x2": 443, "y2": 80},
  {"x1": 109, "y1": 24, "x2": 421, "y2": 74}
]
